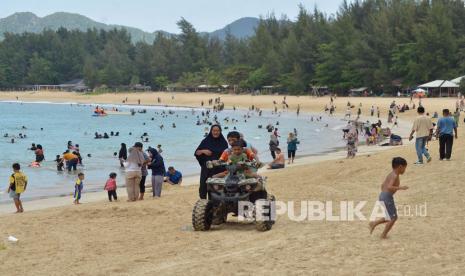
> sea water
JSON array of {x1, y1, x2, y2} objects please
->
[{"x1": 0, "y1": 101, "x2": 347, "y2": 203}]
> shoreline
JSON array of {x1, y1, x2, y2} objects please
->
[
  {"x1": 0, "y1": 98, "x2": 412, "y2": 215},
  {"x1": 0, "y1": 142, "x2": 410, "y2": 215}
]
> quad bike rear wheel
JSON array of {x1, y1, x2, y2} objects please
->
[
  {"x1": 255, "y1": 194, "x2": 276, "y2": 231},
  {"x1": 192, "y1": 199, "x2": 213, "y2": 231}
]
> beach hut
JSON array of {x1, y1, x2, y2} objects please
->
[
  {"x1": 131, "y1": 84, "x2": 151, "y2": 91},
  {"x1": 418, "y1": 80, "x2": 459, "y2": 97},
  {"x1": 309, "y1": 86, "x2": 329, "y2": 96},
  {"x1": 197, "y1": 84, "x2": 218, "y2": 92},
  {"x1": 451, "y1": 76, "x2": 465, "y2": 85},
  {"x1": 57, "y1": 79, "x2": 89, "y2": 92},
  {"x1": 349, "y1": 87, "x2": 369, "y2": 97}
]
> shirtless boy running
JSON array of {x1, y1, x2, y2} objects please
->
[{"x1": 369, "y1": 157, "x2": 409, "y2": 239}]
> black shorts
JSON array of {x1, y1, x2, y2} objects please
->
[
  {"x1": 288, "y1": 150, "x2": 296, "y2": 158},
  {"x1": 140, "y1": 175, "x2": 147, "y2": 193}
]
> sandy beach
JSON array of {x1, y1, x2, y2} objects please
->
[
  {"x1": 0, "y1": 90, "x2": 460, "y2": 119},
  {"x1": 1, "y1": 91, "x2": 465, "y2": 275}
]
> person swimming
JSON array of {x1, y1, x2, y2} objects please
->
[
  {"x1": 35, "y1": 145, "x2": 45, "y2": 163},
  {"x1": 29, "y1": 143, "x2": 37, "y2": 151}
]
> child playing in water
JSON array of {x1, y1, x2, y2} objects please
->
[
  {"x1": 74, "y1": 173, "x2": 85, "y2": 204},
  {"x1": 7, "y1": 163, "x2": 28, "y2": 213},
  {"x1": 55, "y1": 155, "x2": 64, "y2": 171},
  {"x1": 104, "y1": 172, "x2": 118, "y2": 202},
  {"x1": 369, "y1": 157, "x2": 408, "y2": 239}
]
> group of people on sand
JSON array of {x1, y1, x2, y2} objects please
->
[
  {"x1": 268, "y1": 127, "x2": 300, "y2": 167},
  {"x1": 69, "y1": 141, "x2": 183, "y2": 205},
  {"x1": 112, "y1": 142, "x2": 182, "y2": 201},
  {"x1": 340, "y1": 97, "x2": 415, "y2": 158}
]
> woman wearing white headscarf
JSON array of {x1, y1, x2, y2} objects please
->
[{"x1": 125, "y1": 142, "x2": 145, "y2": 201}]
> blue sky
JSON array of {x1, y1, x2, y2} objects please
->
[{"x1": 0, "y1": 0, "x2": 347, "y2": 33}]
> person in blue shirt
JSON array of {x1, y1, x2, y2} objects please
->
[
  {"x1": 166, "y1": 166, "x2": 183, "y2": 185},
  {"x1": 435, "y1": 109, "x2": 458, "y2": 161}
]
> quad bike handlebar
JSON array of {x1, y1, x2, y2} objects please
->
[{"x1": 206, "y1": 160, "x2": 262, "y2": 169}]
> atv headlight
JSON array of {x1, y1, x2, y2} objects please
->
[
  {"x1": 213, "y1": 184, "x2": 223, "y2": 191},
  {"x1": 241, "y1": 183, "x2": 256, "y2": 192}
]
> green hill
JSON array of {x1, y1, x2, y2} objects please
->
[{"x1": 0, "y1": 12, "x2": 258, "y2": 42}]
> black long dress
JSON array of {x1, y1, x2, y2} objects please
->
[
  {"x1": 118, "y1": 143, "x2": 128, "y2": 167},
  {"x1": 194, "y1": 125, "x2": 228, "y2": 199}
]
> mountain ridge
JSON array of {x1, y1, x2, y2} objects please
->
[{"x1": 0, "y1": 12, "x2": 259, "y2": 42}]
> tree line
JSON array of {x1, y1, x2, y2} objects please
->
[{"x1": 1, "y1": 0, "x2": 465, "y2": 95}]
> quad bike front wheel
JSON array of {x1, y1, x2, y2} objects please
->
[
  {"x1": 192, "y1": 199, "x2": 213, "y2": 231},
  {"x1": 255, "y1": 194, "x2": 276, "y2": 231}
]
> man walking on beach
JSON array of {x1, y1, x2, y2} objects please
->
[
  {"x1": 435, "y1": 109, "x2": 458, "y2": 161},
  {"x1": 409, "y1": 106, "x2": 433, "y2": 164}
]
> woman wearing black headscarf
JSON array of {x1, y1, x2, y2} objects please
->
[
  {"x1": 118, "y1": 143, "x2": 127, "y2": 168},
  {"x1": 195, "y1": 124, "x2": 228, "y2": 199}
]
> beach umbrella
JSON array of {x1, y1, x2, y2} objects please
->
[{"x1": 412, "y1": 88, "x2": 426, "y2": 98}]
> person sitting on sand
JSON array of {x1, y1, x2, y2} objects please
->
[
  {"x1": 268, "y1": 148, "x2": 285, "y2": 170},
  {"x1": 7, "y1": 163, "x2": 28, "y2": 213},
  {"x1": 389, "y1": 134, "x2": 403, "y2": 146},
  {"x1": 369, "y1": 157, "x2": 408, "y2": 239},
  {"x1": 166, "y1": 166, "x2": 183, "y2": 185}
]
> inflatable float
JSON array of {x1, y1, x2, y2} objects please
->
[
  {"x1": 105, "y1": 110, "x2": 132, "y2": 115},
  {"x1": 29, "y1": 161, "x2": 41, "y2": 168}
]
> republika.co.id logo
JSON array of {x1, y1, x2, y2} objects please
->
[{"x1": 238, "y1": 200, "x2": 427, "y2": 222}]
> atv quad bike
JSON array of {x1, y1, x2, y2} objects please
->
[{"x1": 192, "y1": 160, "x2": 276, "y2": 231}]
